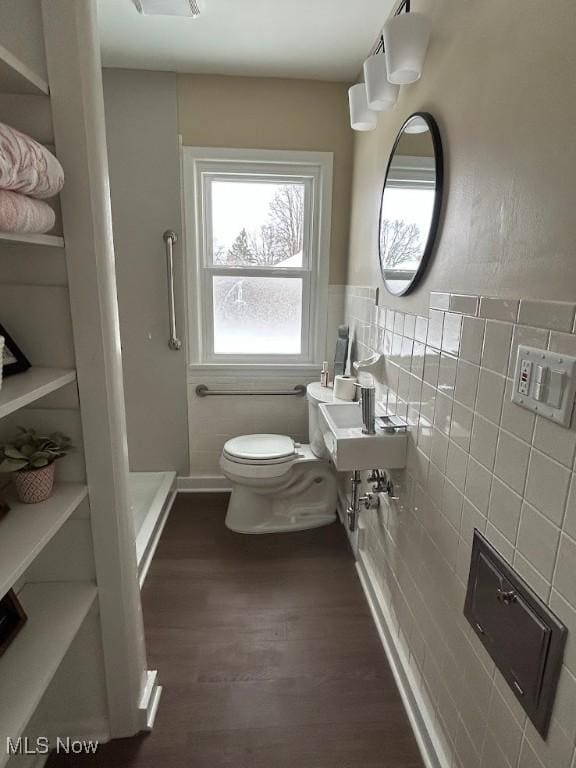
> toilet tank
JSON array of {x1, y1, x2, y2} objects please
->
[{"x1": 306, "y1": 382, "x2": 349, "y2": 458}]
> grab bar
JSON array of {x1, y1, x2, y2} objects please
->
[
  {"x1": 196, "y1": 384, "x2": 306, "y2": 397},
  {"x1": 163, "y1": 230, "x2": 182, "y2": 351}
]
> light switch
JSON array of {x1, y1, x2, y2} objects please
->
[
  {"x1": 512, "y1": 345, "x2": 576, "y2": 427},
  {"x1": 548, "y1": 370, "x2": 565, "y2": 409}
]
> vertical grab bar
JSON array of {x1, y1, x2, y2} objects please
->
[{"x1": 163, "y1": 230, "x2": 182, "y2": 351}]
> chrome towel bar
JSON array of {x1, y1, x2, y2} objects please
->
[
  {"x1": 196, "y1": 384, "x2": 306, "y2": 398},
  {"x1": 163, "y1": 229, "x2": 182, "y2": 351}
]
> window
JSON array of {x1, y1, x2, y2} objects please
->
[{"x1": 182, "y1": 149, "x2": 332, "y2": 367}]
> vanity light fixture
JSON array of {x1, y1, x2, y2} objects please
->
[
  {"x1": 348, "y1": 83, "x2": 377, "y2": 131},
  {"x1": 133, "y1": 0, "x2": 201, "y2": 17},
  {"x1": 383, "y1": 0, "x2": 431, "y2": 85},
  {"x1": 363, "y1": 52, "x2": 399, "y2": 112}
]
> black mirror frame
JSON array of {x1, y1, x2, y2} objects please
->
[{"x1": 378, "y1": 111, "x2": 444, "y2": 297}]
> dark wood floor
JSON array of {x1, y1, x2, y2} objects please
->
[{"x1": 48, "y1": 493, "x2": 423, "y2": 768}]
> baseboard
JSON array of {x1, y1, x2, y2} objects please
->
[
  {"x1": 355, "y1": 549, "x2": 452, "y2": 768},
  {"x1": 176, "y1": 475, "x2": 232, "y2": 493},
  {"x1": 138, "y1": 670, "x2": 162, "y2": 731}
]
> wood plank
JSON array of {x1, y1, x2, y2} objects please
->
[{"x1": 47, "y1": 494, "x2": 423, "y2": 768}]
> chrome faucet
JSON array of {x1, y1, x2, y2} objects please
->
[{"x1": 357, "y1": 384, "x2": 376, "y2": 435}]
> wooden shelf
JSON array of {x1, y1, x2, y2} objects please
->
[
  {"x1": 0, "y1": 368, "x2": 76, "y2": 419},
  {"x1": 0, "y1": 582, "x2": 96, "y2": 765},
  {"x1": 0, "y1": 43, "x2": 49, "y2": 96},
  {"x1": 0, "y1": 483, "x2": 88, "y2": 599},
  {"x1": 0, "y1": 232, "x2": 64, "y2": 248}
]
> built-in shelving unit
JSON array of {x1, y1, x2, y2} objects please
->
[
  {"x1": 0, "y1": 43, "x2": 49, "y2": 96},
  {"x1": 0, "y1": 582, "x2": 97, "y2": 768},
  {"x1": 0, "y1": 483, "x2": 88, "y2": 599},
  {"x1": 0, "y1": 231, "x2": 65, "y2": 248},
  {"x1": 0, "y1": 368, "x2": 76, "y2": 419}
]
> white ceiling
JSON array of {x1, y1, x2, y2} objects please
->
[{"x1": 97, "y1": 0, "x2": 395, "y2": 82}]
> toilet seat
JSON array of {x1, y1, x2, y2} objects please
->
[{"x1": 223, "y1": 434, "x2": 298, "y2": 466}]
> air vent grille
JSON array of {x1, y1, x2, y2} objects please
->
[{"x1": 133, "y1": 0, "x2": 201, "y2": 18}]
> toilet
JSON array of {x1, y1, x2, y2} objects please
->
[{"x1": 220, "y1": 382, "x2": 345, "y2": 533}]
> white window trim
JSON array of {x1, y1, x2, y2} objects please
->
[{"x1": 181, "y1": 146, "x2": 333, "y2": 373}]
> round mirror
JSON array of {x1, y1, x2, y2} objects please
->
[{"x1": 378, "y1": 112, "x2": 443, "y2": 296}]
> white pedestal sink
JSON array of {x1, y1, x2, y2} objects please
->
[{"x1": 318, "y1": 401, "x2": 407, "y2": 472}]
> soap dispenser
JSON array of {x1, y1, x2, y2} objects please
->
[{"x1": 320, "y1": 361, "x2": 330, "y2": 387}]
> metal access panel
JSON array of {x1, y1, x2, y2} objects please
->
[{"x1": 464, "y1": 531, "x2": 567, "y2": 738}]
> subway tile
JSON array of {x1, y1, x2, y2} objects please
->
[
  {"x1": 470, "y1": 415, "x2": 499, "y2": 470},
  {"x1": 500, "y1": 379, "x2": 536, "y2": 443},
  {"x1": 442, "y1": 312, "x2": 462, "y2": 355},
  {"x1": 449, "y1": 294, "x2": 479, "y2": 316},
  {"x1": 551, "y1": 666, "x2": 576, "y2": 742},
  {"x1": 481, "y1": 320, "x2": 513, "y2": 375},
  {"x1": 427, "y1": 309, "x2": 444, "y2": 349},
  {"x1": 450, "y1": 402, "x2": 474, "y2": 451},
  {"x1": 549, "y1": 331, "x2": 576, "y2": 356},
  {"x1": 508, "y1": 324, "x2": 550, "y2": 377},
  {"x1": 403, "y1": 313, "x2": 416, "y2": 339},
  {"x1": 434, "y1": 392, "x2": 453, "y2": 436},
  {"x1": 478, "y1": 297, "x2": 519, "y2": 322},
  {"x1": 550, "y1": 590, "x2": 576, "y2": 677},
  {"x1": 446, "y1": 441, "x2": 469, "y2": 491},
  {"x1": 443, "y1": 479, "x2": 464, "y2": 530},
  {"x1": 517, "y1": 502, "x2": 561, "y2": 581},
  {"x1": 563, "y1": 476, "x2": 576, "y2": 541},
  {"x1": 488, "y1": 476, "x2": 522, "y2": 544},
  {"x1": 438, "y1": 353, "x2": 457, "y2": 397},
  {"x1": 518, "y1": 299, "x2": 576, "y2": 332},
  {"x1": 475, "y1": 368, "x2": 506, "y2": 424},
  {"x1": 385, "y1": 308, "x2": 395, "y2": 330},
  {"x1": 423, "y1": 346, "x2": 440, "y2": 387},
  {"x1": 524, "y1": 716, "x2": 575, "y2": 768},
  {"x1": 494, "y1": 430, "x2": 531, "y2": 495},
  {"x1": 394, "y1": 311, "x2": 405, "y2": 336},
  {"x1": 465, "y1": 457, "x2": 492, "y2": 515},
  {"x1": 415, "y1": 315, "x2": 428, "y2": 344},
  {"x1": 430, "y1": 291, "x2": 450, "y2": 310},
  {"x1": 431, "y1": 428, "x2": 449, "y2": 472},
  {"x1": 554, "y1": 533, "x2": 576, "y2": 607},
  {"x1": 411, "y1": 340, "x2": 425, "y2": 379},
  {"x1": 485, "y1": 685, "x2": 524, "y2": 768},
  {"x1": 485, "y1": 522, "x2": 515, "y2": 562},
  {"x1": 532, "y1": 416, "x2": 576, "y2": 468},
  {"x1": 454, "y1": 360, "x2": 480, "y2": 409},
  {"x1": 460, "y1": 316, "x2": 485, "y2": 365},
  {"x1": 513, "y1": 551, "x2": 551, "y2": 602},
  {"x1": 525, "y1": 449, "x2": 571, "y2": 526},
  {"x1": 400, "y1": 336, "x2": 414, "y2": 371}
]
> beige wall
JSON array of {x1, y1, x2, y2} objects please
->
[
  {"x1": 347, "y1": 0, "x2": 576, "y2": 314},
  {"x1": 177, "y1": 73, "x2": 353, "y2": 284}
]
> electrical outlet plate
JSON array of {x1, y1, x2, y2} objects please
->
[{"x1": 512, "y1": 345, "x2": 576, "y2": 426}]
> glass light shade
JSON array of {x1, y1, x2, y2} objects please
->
[
  {"x1": 403, "y1": 115, "x2": 429, "y2": 134},
  {"x1": 348, "y1": 83, "x2": 377, "y2": 131},
  {"x1": 383, "y1": 12, "x2": 431, "y2": 85},
  {"x1": 363, "y1": 54, "x2": 399, "y2": 112}
]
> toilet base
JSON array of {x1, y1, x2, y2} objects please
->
[{"x1": 224, "y1": 463, "x2": 337, "y2": 534}]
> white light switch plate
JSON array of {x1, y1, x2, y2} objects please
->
[{"x1": 512, "y1": 345, "x2": 576, "y2": 427}]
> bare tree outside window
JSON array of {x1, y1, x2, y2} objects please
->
[
  {"x1": 379, "y1": 218, "x2": 422, "y2": 268},
  {"x1": 221, "y1": 184, "x2": 305, "y2": 267}
]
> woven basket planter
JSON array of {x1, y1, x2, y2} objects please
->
[{"x1": 13, "y1": 463, "x2": 56, "y2": 504}]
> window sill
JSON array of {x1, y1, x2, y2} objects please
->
[{"x1": 187, "y1": 363, "x2": 323, "y2": 380}]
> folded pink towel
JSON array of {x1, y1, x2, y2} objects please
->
[
  {"x1": 0, "y1": 122, "x2": 64, "y2": 199},
  {"x1": 0, "y1": 190, "x2": 55, "y2": 234}
]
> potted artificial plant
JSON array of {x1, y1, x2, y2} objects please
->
[{"x1": 0, "y1": 427, "x2": 73, "y2": 503}]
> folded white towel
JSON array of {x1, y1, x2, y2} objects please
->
[{"x1": 0, "y1": 121, "x2": 64, "y2": 199}]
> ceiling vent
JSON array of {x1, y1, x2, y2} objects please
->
[{"x1": 133, "y1": 0, "x2": 201, "y2": 17}]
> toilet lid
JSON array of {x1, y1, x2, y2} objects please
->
[{"x1": 224, "y1": 434, "x2": 296, "y2": 462}]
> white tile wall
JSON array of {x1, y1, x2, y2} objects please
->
[{"x1": 344, "y1": 286, "x2": 576, "y2": 768}]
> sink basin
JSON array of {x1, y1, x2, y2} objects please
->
[{"x1": 318, "y1": 402, "x2": 407, "y2": 472}]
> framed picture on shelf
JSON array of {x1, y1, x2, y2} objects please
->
[
  {"x1": 0, "y1": 590, "x2": 27, "y2": 658},
  {"x1": 0, "y1": 323, "x2": 31, "y2": 377}
]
